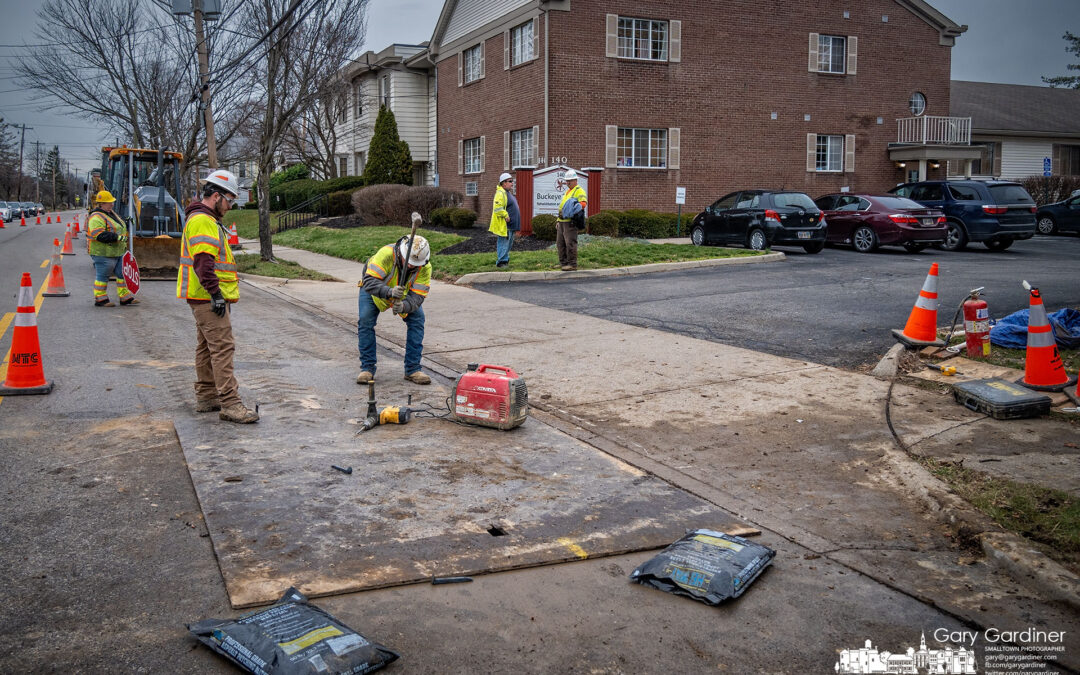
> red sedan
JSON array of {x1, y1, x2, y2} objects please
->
[{"x1": 814, "y1": 194, "x2": 947, "y2": 253}]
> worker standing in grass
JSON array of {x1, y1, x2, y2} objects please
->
[
  {"x1": 489, "y1": 172, "x2": 520, "y2": 268},
  {"x1": 357, "y1": 234, "x2": 432, "y2": 386},
  {"x1": 556, "y1": 169, "x2": 587, "y2": 271},
  {"x1": 87, "y1": 189, "x2": 137, "y2": 307},
  {"x1": 176, "y1": 170, "x2": 259, "y2": 424}
]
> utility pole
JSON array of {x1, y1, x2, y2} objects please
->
[
  {"x1": 193, "y1": 0, "x2": 219, "y2": 168},
  {"x1": 14, "y1": 123, "x2": 32, "y2": 200},
  {"x1": 33, "y1": 141, "x2": 43, "y2": 203}
]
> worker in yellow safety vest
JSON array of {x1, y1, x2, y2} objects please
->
[
  {"x1": 356, "y1": 233, "x2": 432, "y2": 385},
  {"x1": 556, "y1": 169, "x2": 587, "y2": 271},
  {"x1": 87, "y1": 189, "x2": 137, "y2": 307},
  {"x1": 176, "y1": 169, "x2": 259, "y2": 424}
]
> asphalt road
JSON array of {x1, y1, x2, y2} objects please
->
[{"x1": 478, "y1": 234, "x2": 1080, "y2": 368}]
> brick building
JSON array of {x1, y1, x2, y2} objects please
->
[{"x1": 428, "y1": 0, "x2": 967, "y2": 221}]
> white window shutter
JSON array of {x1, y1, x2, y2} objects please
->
[
  {"x1": 605, "y1": 125, "x2": 618, "y2": 168},
  {"x1": 457, "y1": 52, "x2": 463, "y2": 87},
  {"x1": 504, "y1": 30, "x2": 510, "y2": 70},
  {"x1": 458, "y1": 139, "x2": 463, "y2": 175},
  {"x1": 480, "y1": 135, "x2": 486, "y2": 173},
  {"x1": 807, "y1": 133, "x2": 817, "y2": 172},
  {"x1": 479, "y1": 42, "x2": 485, "y2": 79},
  {"x1": 808, "y1": 33, "x2": 819, "y2": 72},
  {"x1": 606, "y1": 14, "x2": 618, "y2": 58},
  {"x1": 669, "y1": 20, "x2": 681, "y2": 63},
  {"x1": 844, "y1": 134, "x2": 856, "y2": 173},
  {"x1": 668, "y1": 128, "x2": 680, "y2": 169},
  {"x1": 846, "y1": 36, "x2": 858, "y2": 75},
  {"x1": 532, "y1": 125, "x2": 540, "y2": 166},
  {"x1": 504, "y1": 130, "x2": 510, "y2": 171},
  {"x1": 532, "y1": 19, "x2": 539, "y2": 62}
]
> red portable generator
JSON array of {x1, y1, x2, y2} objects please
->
[{"x1": 452, "y1": 363, "x2": 529, "y2": 430}]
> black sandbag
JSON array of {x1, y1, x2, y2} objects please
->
[
  {"x1": 188, "y1": 587, "x2": 399, "y2": 674},
  {"x1": 630, "y1": 529, "x2": 775, "y2": 605}
]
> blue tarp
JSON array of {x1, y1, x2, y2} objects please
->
[{"x1": 989, "y1": 307, "x2": 1080, "y2": 349}]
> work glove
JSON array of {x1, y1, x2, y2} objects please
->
[
  {"x1": 96, "y1": 231, "x2": 119, "y2": 243},
  {"x1": 388, "y1": 285, "x2": 406, "y2": 299},
  {"x1": 392, "y1": 300, "x2": 404, "y2": 315},
  {"x1": 210, "y1": 292, "x2": 227, "y2": 317}
]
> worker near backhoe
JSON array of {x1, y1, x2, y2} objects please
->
[
  {"x1": 556, "y1": 169, "x2": 587, "y2": 271},
  {"x1": 357, "y1": 234, "x2": 432, "y2": 386},
  {"x1": 176, "y1": 169, "x2": 259, "y2": 424},
  {"x1": 87, "y1": 190, "x2": 138, "y2": 307}
]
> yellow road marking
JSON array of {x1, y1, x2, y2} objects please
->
[
  {"x1": 40, "y1": 259, "x2": 48, "y2": 268},
  {"x1": 557, "y1": 537, "x2": 589, "y2": 560},
  {"x1": 0, "y1": 312, "x2": 12, "y2": 341}
]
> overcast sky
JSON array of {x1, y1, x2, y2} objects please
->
[{"x1": 0, "y1": 0, "x2": 1076, "y2": 176}]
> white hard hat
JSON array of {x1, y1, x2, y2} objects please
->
[
  {"x1": 564, "y1": 169, "x2": 578, "y2": 181},
  {"x1": 397, "y1": 234, "x2": 430, "y2": 267},
  {"x1": 203, "y1": 169, "x2": 240, "y2": 198},
  {"x1": 499, "y1": 172, "x2": 513, "y2": 183}
]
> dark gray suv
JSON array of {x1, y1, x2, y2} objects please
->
[{"x1": 888, "y1": 180, "x2": 1037, "y2": 251}]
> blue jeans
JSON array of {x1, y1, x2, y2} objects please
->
[
  {"x1": 90, "y1": 255, "x2": 131, "y2": 299},
  {"x1": 357, "y1": 293, "x2": 425, "y2": 375},
  {"x1": 496, "y1": 231, "x2": 516, "y2": 265}
]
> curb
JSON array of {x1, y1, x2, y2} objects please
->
[
  {"x1": 454, "y1": 251, "x2": 786, "y2": 285},
  {"x1": 980, "y1": 532, "x2": 1080, "y2": 611}
]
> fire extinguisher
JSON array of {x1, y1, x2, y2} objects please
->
[{"x1": 963, "y1": 287, "x2": 990, "y2": 358}]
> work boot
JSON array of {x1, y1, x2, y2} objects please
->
[
  {"x1": 94, "y1": 297, "x2": 115, "y2": 307},
  {"x1": 404, "y1": 371, "x2": 431, "y2": 385},
  {"x1": 195, "y1": 398, "x2": 221, "y2": 413},
  {"x1": 355, "y1": 370, "x2": 374, "y2": 384},
  {"x1": 219, "y1": 404, "x2": 259, "y2": 424},
  {"x1": 119, "y1": 296, "x2": 140, "y2": 306},
  {"x1": 560, "y1": 265, "x2": 576, "y2": 271}
]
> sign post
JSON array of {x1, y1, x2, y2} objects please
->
[{"x1": 675, "y1": 187, "x2": 686, "y2": 236}]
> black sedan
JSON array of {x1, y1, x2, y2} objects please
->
[
  {"x1": 691, "y1": 190, "x2": 827, "y2": 253},
  {"x1": 1036, "y1": 194, "x2": 1080, "y2": 235}
]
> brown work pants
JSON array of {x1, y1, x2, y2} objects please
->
[
  {"x1": 190, "y1": 301, "x2": 241, "y2": 408},
  {"x1": 556, "y1": 221, "x2": 578, "y2": 268}
]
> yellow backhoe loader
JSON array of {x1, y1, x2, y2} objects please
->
[{"x1": 92, "y1": 146, "x2": 186, "y2": 277}]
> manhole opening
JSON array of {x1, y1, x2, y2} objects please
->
[{"x1": 487, "y1": 525, "x2": 508, "y2": 537}]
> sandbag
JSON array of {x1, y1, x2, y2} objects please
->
[
  {"x1": 630, "y1": 529, "x2": 775, "y2": 605},
  {"x1": 188, "y1": 587, "x2": 400, "y2": 674}
]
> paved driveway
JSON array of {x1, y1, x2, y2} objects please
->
[{"x1": 479, "y1": 234, "x2": 1080, "y2": 368}]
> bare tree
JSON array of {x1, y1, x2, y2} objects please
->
[
  {"x1": 282, "y1": 86, "x2": 347, "y2": 180},
  {"x1": 233, "y1": 0, "x2": 368, "y2": 261}
]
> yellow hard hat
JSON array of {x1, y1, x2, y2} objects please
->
[{"x1": 95, "y1": 190, "x2": 116, "y2": 203}]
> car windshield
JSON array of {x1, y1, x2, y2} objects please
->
[
  {"x1": 988, "y1": 184, "x2": 1034, "y2": 204},
  {"x1": 771, "y1": 192, "x2": 817, "y2": 209},
  {"x1": 875, "y1": 196, "x2": 925, "y2": 210}
]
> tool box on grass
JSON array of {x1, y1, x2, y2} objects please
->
[{"x1": 952, "y1": 378, "x2": 1052, "y2": 420}]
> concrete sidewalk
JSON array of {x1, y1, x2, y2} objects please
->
[{"x1": 239, "y1": 241, "x2": 1080, "y2": 670}]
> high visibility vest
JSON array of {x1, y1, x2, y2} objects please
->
[
  {"x1": 364, "y1": 244, "x2": 431, "y2": 312},
  {"x1": 488, "y1": 185, "x2": 508, "y2": 237},
  {"x1": 176, "y1": 211, "x2": 239, "y2": 301},
  {"x1": 87, "y1": 209, "x2": 128, "y2": 257},
  {"x1": 557, "y1": 184, "x2": 587, "y2": 222}
]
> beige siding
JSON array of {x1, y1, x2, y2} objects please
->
[
  {"x1": 393, "y1": 70, "x2": 431, "y2": 162},
  {"x1": 443, "y1": 0, "x2": 531, "y2": 45},
  {"x1": 1000, "y1": 139, "x2": 1054, "y2": 181},
  {"x1": 427, "y1": 74, "x2": 437, "y2": 186}
]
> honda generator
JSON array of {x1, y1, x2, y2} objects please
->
[{"x1": 452, "y1": 363, "x2": 528, "y2": 430}]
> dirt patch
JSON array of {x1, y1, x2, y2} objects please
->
[{"x1": 431, "y1": 225, "x2": 553, "y2": 255}]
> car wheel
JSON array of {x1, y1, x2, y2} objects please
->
[
  {"x1": 1036, "y1": 215, "x2": 1057, "y2": 235},
  {"x1": 984, "y1": 238, "x2": 1014, "y2": 251},
  {"x1": 802, "y1": 241, "x2": 824, "y2": 254},
  {"x1": 935, "y1": 220, "x2": 968, "y2": 252},
  {"x1": 691, "y1": 225, "x2": 706, "y2": 246},
  {"x1": 746, "y1": 228, "x2": 767, "y2": 251},
  {"x1": 903, "y1": 242, "x2": 929, "y2": 253},
  {"x1": 852, "y1": 226, "x2": 878, "y2": 253}
]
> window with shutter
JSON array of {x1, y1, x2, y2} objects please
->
[
  {"x1": 504, "y1": 29, "x2": 510, "y2": 70},
  {"x1": 844, "y1": 134, "x2": 855, "y2": 173},
  {"x1": 479, "y1": 135, "x2": 486, "y2": 173},
  {"x1": 846, "y1": 36, "x2": 857, "y2": 74},
  {"x1": 806, "y1": 133, "x2": 817, "y2": 171},
  {"x1": 668, "y1": 128, "x2": 680, "y2": 169},
  {"x1": 669, "y1": 20, "x2": 681, "y2": 63},
  {"x1": 606, "y1": 14, "x2": 618, "y2": 58},
  {"x1": 605, "y1": 125, "x2": 617, "y2": 167},
  {"x1": 808, "y1": 33, "x2": 819, "y2": 72}
]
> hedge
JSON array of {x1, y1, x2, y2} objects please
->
[
  {"x1": 352, "y1": 184, "x2": 463, "y2": 226},
  {"x1": 587, "y1": 211, "x2": 619, "y2": 237},
  {"x1": 449, "y1": 208, "x2": 477, "y2": 229},
  {"x1": 1018, "y1": 175, "x2": 1080, "y2": 206},
  {"x1": 327, "y1": 190, "x2": 355, "y2": 217},
  {"x1": 603, "y1": 209, "x2": 695, "y2": 239},
  {"x1": 532, "y1": 214, "x2": 557, "y2": 241}
]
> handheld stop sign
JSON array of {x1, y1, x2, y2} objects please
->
[{"x1": 121, "y1": 251, "x2": 141, "y2": 296}]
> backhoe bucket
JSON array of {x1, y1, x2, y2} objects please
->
[{"x1": 133, "y1": 236, "x2": 182, "y2": 278}]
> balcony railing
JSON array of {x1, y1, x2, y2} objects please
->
[{"x1": 896, "y1": 116, "x2": 971, "y2": 145}]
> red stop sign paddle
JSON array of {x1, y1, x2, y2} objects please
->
[{"x1": 122, "y1": 251, "x2": 141, "y2": 296}]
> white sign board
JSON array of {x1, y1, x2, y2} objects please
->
[
  {"x1": 533, "y1": 165, "x2": 587, "y2": 217},
  {"x1": 675, "y1": 187, "x2": 686, "y2": 205}
]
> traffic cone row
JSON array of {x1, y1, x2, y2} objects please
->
[
  {"x1": 43, "y1": 239, "x2": 69, "y2": 297},
  {"x1": 892, "y1": 263, "x2": 946, "y2": 347},
  {"x1": 1018, "y1": 285, "x2": 1077, "y2": 392},
  {"x1": 0, "y1": 272, "x2": 53, "y2": 396}
]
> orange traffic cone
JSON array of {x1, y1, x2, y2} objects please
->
[
  {"x1": 61, "y1": 225, "x2": 75, "y2": 256},
  {"x1": 228, "y1": 221, "x2": 240, "y2": 246},
  {"x1": 70, "y1": 220, "x2": 78, "y2": 239},
  {"x1": 0, "y1": 273, "x2": 54, "y2": 395},
  {"x1": 43, "y1": 239, "x2": 70, "y2": 297},
  {"x1": 74, "y1": 219, "x2": 80, "y2": 235},
  {"x1": 0, "y1": 216, "x2": 5, "y2": 229},
  {"x1": 46, "y1": 215, "x2": 51, "y2": 223},
  {"x1": 20, "y1": 215, "x2": 26, "y2": 226},
  {"x1": 35, "y1": 214, "x2": 41, "y2": 224},
  {"x1": 1018, "y1": 285, "x2": 1077, "y2": 392},
  {"x1": 892, "y1": 263, "x2": 946, "y2": 347}
]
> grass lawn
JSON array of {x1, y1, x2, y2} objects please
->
[
  {"x1": 970, "y1": 344, "x2": 1080, "y2": 374},
  {"x1": 223, "y1": 209, "x2": 268, "y2": 239},
  {"x1": 272, "y1": 226, "x2": 466, "y2": 265},
  {"x1": 234, "y1": 253, "x2": 337, "y2": 281}
]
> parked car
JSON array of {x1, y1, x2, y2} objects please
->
[
  {"x1": 888, "y1": 180, "x2": 1037, "y2": 251},
  {"x1": 813, "y1": 194, "x2": 946, "y2": 253},
  {"x1": 21, "y1": 202, "x2": 37, "y2": 217},
  {"x1": 1036, "y1": 194, "x2": 1080, "y2": 235},
  {"x1": 0, "y1": 201, "x2": 12, "y2": 221},
  {"x1": 691, "y1": 190, "x2": 827, "y2": 253},
  {"x1": 35, "y1": 202, "x2": 45, "y2": 215}
]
